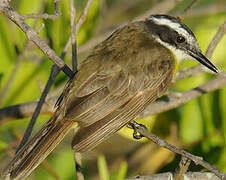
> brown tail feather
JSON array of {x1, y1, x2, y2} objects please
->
[{"x1": 2, "y1": 117, "x2": 76, "y2": 180}]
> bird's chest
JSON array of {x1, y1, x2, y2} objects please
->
[{"x1": 125, "y1": 57, "x2": 173, "y2": 91}]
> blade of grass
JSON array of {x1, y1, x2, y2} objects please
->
[
  {"x1": 116, "y1": 161, "x2": 128, "y2": 180},
  {"x1": 98, "y1": 154, "x2": 109, "y2": 180}
]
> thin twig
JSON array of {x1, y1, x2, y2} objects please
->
[
  {"x1": 0, "y1": 0, "x2": 47, "y2": 105},
  {"x1": 63, "y1": 0, "x2": 94, "y2": 54},
  {"x1": 0, "y1": 0, "x2": 73, "y2": 78},
  {"x1": 16, "y1": 64, "x2": 60, "y2": 152},
  {"x1": 139, "y1": 73, "x2": 226, "y2": 118},
  {"x1": 74, "y1": 152, "x2": 85, "y2": 180},
  {"x1": 174, "y1": 157, "x2": 191, "y2": 180},
  {"x1": 41, "y1": 160, "x2": 63, "y2": 180},
  {"x1": 206, "y1": 21, "x2": 226, "y2": 58},
  {"x1": 182, "y1": 0, "x2": 200, "y2": 15},
  {"x1": 177, "y1": 3, "x2": 226, "y2": 18},
  {"x1": 21, "y1": 0, "x2": 61, "y2": 20},
  {"x1": 126, "y1": 172, "x2": 221, "y2": 180},
  {"x1": 70, "y1": 0, "x2": 77, "y2": 72},
  {"x1": 37, "y1": 23, "x2": 45, "y2": 33},
  {"x1": 76, "y1": 0, "x2": 94, "y2": 33},
  {"x1": 135, "y1": 0, "x2": 182, "y2": 21},
  {"x1": 129, "y1": 121, "x2": 226, "y2": 179}
]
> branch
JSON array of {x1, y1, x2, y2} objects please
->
[
  {"x1": 135, "y1": 0, "x2": 181, "y2": 21},
  {"x1": 70, "y1": 0, "x2": 77, "y2": 72},
  {"x1": 76, "y1": 0, "x2": 93, "y2": 33},
  {"x1": 21, "y1": 0, "x2": 61, "y2": 20},
  {"x1": 181, "y1": 0, "x2": 201, "y2": 16},
  {"x1": 129, "y1": 121, "x2": 226, "y2": 179},
  {"x1": 206, "y1": 21, "x2": 226, "y2": 58},
  {"x1": 0, "y1": 0, "x2": 73, "y2": 78},
  {"x1": 126, "y1": 172, "x2": 221, "y2": 180},
  {"x1": 174, "y1": 157, "x2": 191, "y2": 180},
  {"x1": 15, "y1": 64, "x2": 59, "y2": 152},
  {"x1": 138, "y1": 73, "x2": 226, "y2": 118},
  {"x1": 63, "y1": 0, "x2": 94, "y2": 55},
  {"x1": 0, "y1": 0, "x2": 52, "y2": 105},
  {"x1": 0, "y1": 99, "x2": 54, "y2": 124}
]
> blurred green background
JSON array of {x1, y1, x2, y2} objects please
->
[{"x1": 0, "y1": 0, "x2": 226, "y2": 179}]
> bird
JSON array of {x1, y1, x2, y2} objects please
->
[{"x1": 2, "y1": 14, "x2": 218, "y2": 180}]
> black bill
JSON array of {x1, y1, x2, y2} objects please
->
[{"x1": 189, "y1": 51, "x2": 218, "y2": 73}]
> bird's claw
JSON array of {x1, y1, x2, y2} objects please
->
[{"x1": 128, "y1": 121, "x2": 148, "y2": 140}]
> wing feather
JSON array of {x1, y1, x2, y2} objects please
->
[
  {"x1": 72, "y1": 69, "x2": 174, "y2": 152},
  {"x1": 64, "y1": 71, "x2": 133, "y2": 127}
]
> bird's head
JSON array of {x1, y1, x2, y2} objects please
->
[{"x1": 145, "y1": 14, "x2": 218, "y2": 73}]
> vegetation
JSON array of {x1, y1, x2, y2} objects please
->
[{"x1": 0, "y1": 0, "x2": 226, "y2": 179}]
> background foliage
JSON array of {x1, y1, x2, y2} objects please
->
[{"x1": 0, "y1": 0, "x2": 226, "y2": 179}]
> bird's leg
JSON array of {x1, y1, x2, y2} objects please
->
[{"x1": 127, "y1": 120, "x2": 148, "y2": 139}]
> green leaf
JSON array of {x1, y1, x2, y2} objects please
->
[
  {"x1": 180, "y1": 99, "x2": 203, "y2": 143},
  {"x1": 115, "y1": 161, "x2": 128, "y2": 180},
  {"x1": 98, "y1": 154, "x2": 109, "y2": 180}
]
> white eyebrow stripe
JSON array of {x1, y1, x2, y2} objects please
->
[{"x1": 149, "y1": 17, "x2": 190, "y2": 38}]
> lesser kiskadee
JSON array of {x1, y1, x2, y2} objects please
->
[{"x1": 2, "y1": 14, "x2": 218, "y2": 180}]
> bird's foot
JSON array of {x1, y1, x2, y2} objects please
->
[{"x1": 127, "y1": 121, "x2": 148, "y2": 140}]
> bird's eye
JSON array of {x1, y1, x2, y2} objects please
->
[{"x1": 177, "y1": 36, "x2": 185, "y2": 43}]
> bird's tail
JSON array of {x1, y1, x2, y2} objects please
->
[{"x1": 2, "y1": 116, "x2": 76, "y2": 180}]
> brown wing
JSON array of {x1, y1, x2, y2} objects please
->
[
  {"x1": 64, "y1": 71, "x2": 133, "y2": 127},
  {"x1": 71, "y1": 63, "x2": 174, "y2": 152}
]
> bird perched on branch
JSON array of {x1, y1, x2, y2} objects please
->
[{"x1": 2, "y1": 14, "x2": 218, "y2": 180}]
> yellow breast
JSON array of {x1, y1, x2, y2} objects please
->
[{"x1": 172, "y1": 51, "x2": 179, "y2": 78}]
